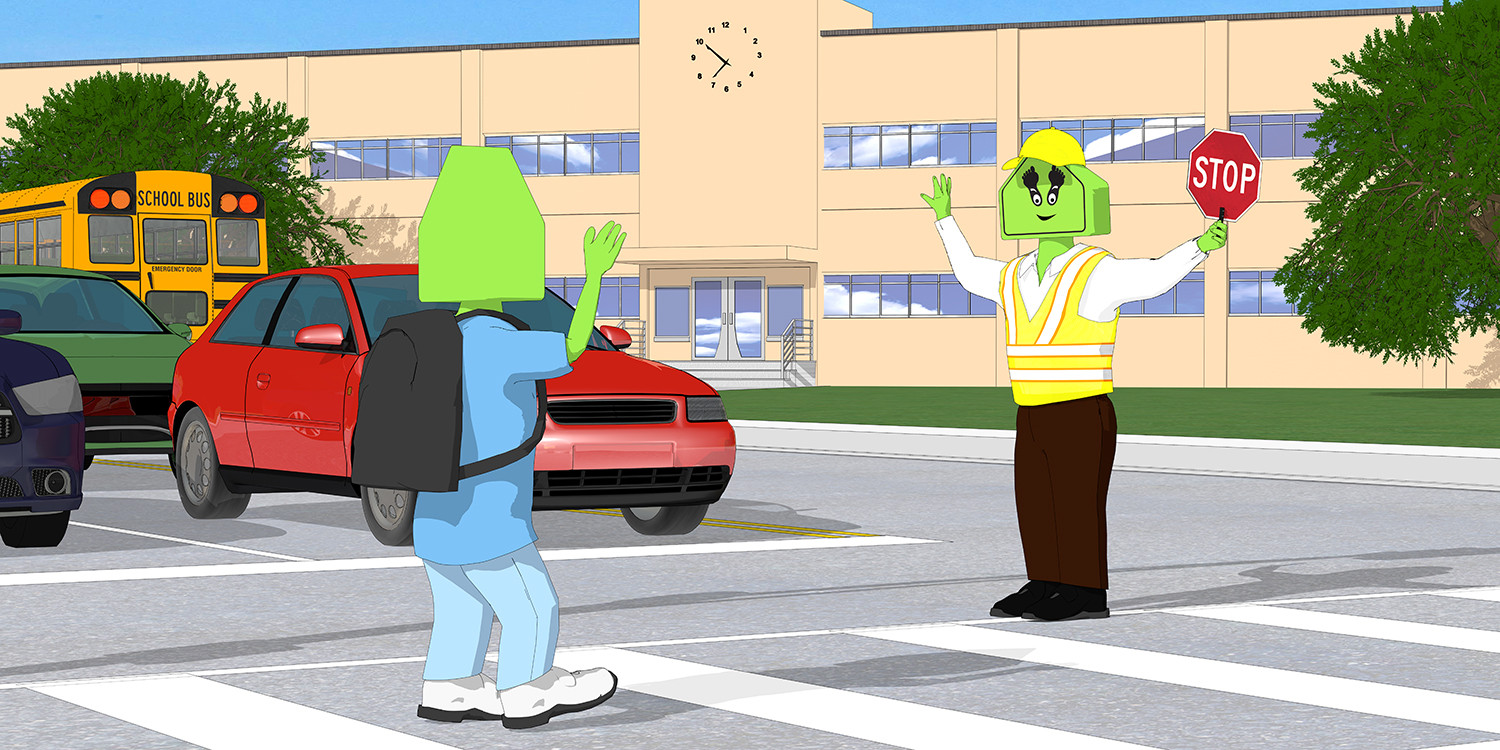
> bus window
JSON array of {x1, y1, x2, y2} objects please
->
[
  {"x1": 1, "y1": 222, "x2": 12, "y2": 264},
  {"x1": 89, "y1": 215, "x2": 136, "y2": 264},
  {"x1": 37, "y1": 216, "x2": 62, "y2": 267},
  {"x1": 142, "y1": 219, "x2": 207, "y2": 265},
  {"x1": 216, "y1": 219, "x2": 261, "y2": 266},
  {"x1": 145, "y1": 290, "x2": 209, "y2": 327},
  {"x1": 16, "y1": 219, "x2": 34, "y2": 265}
]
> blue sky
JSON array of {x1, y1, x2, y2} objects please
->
[{"x1": 3, "y1": 1, "x2": 1435, "y2": 65}]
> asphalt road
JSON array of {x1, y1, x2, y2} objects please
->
[{"x1": 4, "y1": 449, "x2": 1500, "y2": 749}]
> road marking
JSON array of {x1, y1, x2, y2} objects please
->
[
  {"x1": 1432, "y1": 589, "x2": 1500, "y2": 604},
  {"x1": 0, "y1": 535, "x2": 937, "y2": 587},
  {"x1": 69, "y1": 521, "x2": 311, "y2": 562},
  {"x1": 1174, "y1": 604, "x2": 1500, "y2": 654},
  {"x1": 556, "y1": 647, "x2": 1153, "y2": 749},
  {"x1": 857, "y1": 624, "x2": 1500, "y2": 734},
  {"x1": 94, "y1": 459, "x2": 172, "y2": 471},
  {"x1": 564, "y1": 508, "x2": 878, "y2": 538},
  {"x1": 33, "y1": 674, "x2": 457, "y2": 750}
]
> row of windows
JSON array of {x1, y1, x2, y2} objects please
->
[
  {"x1": 824, "y1": 274, "x2": 998, "y2": 317},
  {"x1": 0, "y1": 217, "x2": 62, "y2": 266},
  {"x1": 823, "y1": 122, "x2": 998, "y2": 169},
  {"x1": 545, "y1": 276, "x2": 640, "y2": 318},
  {"x1": 487, "y1": 134, "x2": 640, "y2": 175},
  {"x1": 312, "y1": 138, "x2": 462, "y2": 180},
  {"x1": 1021, "y1": 113, "x2": 1321, "y2": 162}
]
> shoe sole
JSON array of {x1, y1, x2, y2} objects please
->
[
  {"x1": 502, "y1": 678, "x2": 619, "y2": 729},
  {"x1": 989, "y1": 606, "x2": 1024, "y2": 618},
  {"x1": 416, "y1": 705, "x2": 504, "y2": 723},
  {"x1": 1021, "y1": 608, "x2": 1110, "y2": 622}
]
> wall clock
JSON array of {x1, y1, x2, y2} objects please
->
[{"x1": 690, "y1": 20, "x2": 762, "y2": 93}]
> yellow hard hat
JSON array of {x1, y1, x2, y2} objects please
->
[{"x1": 1002, "y1": 128, "x2": 1086, "y2": 170}]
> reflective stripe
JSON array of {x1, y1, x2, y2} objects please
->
[
  {"x1": 1006, "y1": 344, "x2": 1115, "y2": 357},
  {"x1": 1036, "y1": 248, "x2": 1105, "y2": 345},
  {"x1": 1008, "y1": 369, "x2": 1114, "y2": 381},
  {"x1": 1002, "y1": 257, "x2": 1020, "y2": 346}
]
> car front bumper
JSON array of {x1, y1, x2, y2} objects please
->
[{"x1": 0, "y1": 411, "x2": 85, "y2": 515}]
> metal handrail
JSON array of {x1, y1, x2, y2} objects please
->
[{"x1": 780, "y1": 318, "x2": 812, "y2": 386}]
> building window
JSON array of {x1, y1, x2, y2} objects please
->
[
  {"x1": 545, "y1": 276, "x2": 640, "y2": 318},
  {"x1": 654, "y1": 287, "x2": 689, "y2": 338},
  {"x1": 823, "y1": 122, "x2": 997, "y2": 169},
  {"x1": 1230, "y1": 114, "x2": 1322, "y2": 158},
  {"x1": 489, "y1": 133, "x2": 640, "y2": 175},
  {"x1": 767, "y1": 286, "x2": 804, "y2": 339},
  {"x1": 1023, "y1": 117, "x2": 1207, "y2": 163},
  {"x1": 310, "y1": 138, "x2": 461, "y2": 180},
  {"x1": 1118, "y1": 272, "x2": 1204, "y2": 315},
  {"x1": 1230, "y1": 270, "x2": 1297, "y2": 315},
  {"x1": 823, "y1": 274, "x2": 997, "y2": 317}
]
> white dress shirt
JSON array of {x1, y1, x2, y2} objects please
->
[{"x1": 934, "y1": 216, "x2": 1207, "y2": 323}]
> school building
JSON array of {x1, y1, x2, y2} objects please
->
[{"x1": 4, "y1": 0, "x2": 1493, "y2": 390}]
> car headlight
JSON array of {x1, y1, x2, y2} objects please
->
[
  {"x1": 12, "y1": 375, "x2": 83, "y2": 416},
  {"x1": 684, "y1": 395, "x2": 727, "y2": 422}
]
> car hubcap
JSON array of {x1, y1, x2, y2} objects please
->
[
  {"x1": 368, "y1": 488, "x2": 408, "y2": 530},
  {"x1": 183, "y1": 423, "x2": 211, "y2": 504},
  {"x1": 629, "y1": 506, "x2": 662, "y2": 520}
]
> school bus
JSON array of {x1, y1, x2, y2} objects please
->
[{"x1": 0, "y1": 171, "x2": 268, "y2": 338}]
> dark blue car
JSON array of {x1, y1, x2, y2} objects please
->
[{"x1": 1, "y1": 308, "x2": 85, "y2": 548}]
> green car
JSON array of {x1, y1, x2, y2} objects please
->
[{"x1": 0, "y1": 266, "x2": 191, "y2": 465}]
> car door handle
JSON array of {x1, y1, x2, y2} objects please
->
[{"x1": 256, "y1": 373, "x2": 271, "y2": 390}]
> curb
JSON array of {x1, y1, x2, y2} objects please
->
[{"x1": 729, "y1": 420, "x2": 1500, "y2": 493}]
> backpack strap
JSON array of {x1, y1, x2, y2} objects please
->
[{"x1": 454, "y1": 309, "x2": 552, "y2": 479}]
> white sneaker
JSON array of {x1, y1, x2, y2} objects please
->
[
  {"x1": 500, "y1": 666, "x2": 618, "y2": 729},
  {"x1": 417, "y1": 673, "x2": 506, "y2": 723}
]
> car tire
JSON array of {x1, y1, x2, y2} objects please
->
[
  {"x1": 175, "y1": 407, "x2": 250, "y2": 520},
  {"x1": 360, "y1": 486, "x2": 415, "y2": 546},
  {"x1": 0, "y1": 511, "x2": 71, "y2": 548},
  {"x1": 621, "y1": 504, "x2": 709, "y2": 535}
]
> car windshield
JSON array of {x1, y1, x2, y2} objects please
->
[
  {"x1": 0, "y1": 274, "x2": 167, "y2": 333},
  {"x1": 350, "y1": 275, "x2": 614, "y2": 350}
]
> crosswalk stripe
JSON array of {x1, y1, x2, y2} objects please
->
[
  {"x1": 33, "y1": 674, "x2": 457, "y2": 750},
  {"x1": 1432, "y1": 589, "x2": 1500, "y2": 604},
  {"x1": 1174, "y1": 604, "x2": 1500, "y2": 654},
  {"x1": 556, "y1": 647, "x2": 1154, "y2": 749},
  {"x1": 856, "y1": 624, "x2": 1500, "y2": 734}
]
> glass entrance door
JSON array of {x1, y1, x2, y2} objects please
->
[{"x1": 692, "y1": 277, "x2": 764, "y2": 360}]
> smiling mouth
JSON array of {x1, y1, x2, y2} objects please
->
[{"x1": 1036, "y1": 214, "x2": 1055, "y2": 221}]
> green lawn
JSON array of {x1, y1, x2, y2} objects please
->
[{"x1": 718, "y1": 387, "x2": 1500, "y2": 449}]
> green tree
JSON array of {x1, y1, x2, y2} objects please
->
[
  {"x1": 0, "y1": 71, "x2": 362, "y2": 273},
  {"x1": 1277, "y1": 0, "x2": 1500, "y2": 366}
]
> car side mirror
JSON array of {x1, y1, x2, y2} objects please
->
[
  {"x1": 599, "y1": 325, "x2": 632, "y2": 350},
  {"x1": 167, "y1": 323, "x2": 192, "y2": 340},
  {"x1": 295, "y1": 323, "x2": 348, "y2": 351},
  {"x1": 0, "y1": 309, "x2": 20, "y2": 335}
]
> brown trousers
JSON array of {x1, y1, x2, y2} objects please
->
[{"x1": 1013, "y1": 394, "x2": 1118, "y2": 590}]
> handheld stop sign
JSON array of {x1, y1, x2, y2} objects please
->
[{"x1": 1187, "y1": 129, "x2": 1262, "y2": 222}]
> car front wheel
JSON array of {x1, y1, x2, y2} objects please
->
[
  {"x1": 621, "y1": 504, "x2": 709, "y2": 535},
  {"x1": 0, "y1": 511, "x2": 71, "y2": 548},
  {"x1": 175, "y1": 407, "x2": 250, "y2": 519},
  {"x1": 361, "y1": 486, "x2": 415, "y2": 546}
]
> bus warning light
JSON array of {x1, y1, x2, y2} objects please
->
[
  {"x1": 111, "y1": 190, "x2": 131, "y2": 210},
  {"x1": 90, "y1": 189, "x2": 110, "y2": 209},
  {"x1": 238, "y1": 194, "x2": 258, "y2": 213},
  {"x1": 220, "y1": 193, "x2": 238, "y2": 213}
]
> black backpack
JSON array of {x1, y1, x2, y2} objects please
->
[{"x1": 350, "y1": 308, "x2": 547, "y2": 493}]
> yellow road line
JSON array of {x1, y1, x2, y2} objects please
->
[
  {"x1": 564, "y1": 508, "x2": 871, "y2": 539},
  {"x1": 95, "y1": 460, "x2": 172, "y2": 472}
]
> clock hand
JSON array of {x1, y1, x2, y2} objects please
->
[
  {"x1": 713, "y1": 60, "x2": 730, "y2": 78},
  {"x1": 704, "y1": 44, "x2": 729, "y2": 65}
]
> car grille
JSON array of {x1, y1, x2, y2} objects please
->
[
  {"x1": 546, "y1": 399, "x2": 677, "y2": 425},
  {"x1": 535, "y1": 465, "x2": 730, "y2": 498},
  {"x1": 0, "y1": 477, "x2": 21, "y2": 498}
]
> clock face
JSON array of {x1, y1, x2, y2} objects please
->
[{"x1": 690, "y1": 20, "x2": 761, "y2": 93}]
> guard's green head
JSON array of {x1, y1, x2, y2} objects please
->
[
  {"x1": 997, "y1": 129, "x2": 1111, "y2": 241},
  {"x1": 418, "y1": 146, "x2": 545, "y2": 303}
]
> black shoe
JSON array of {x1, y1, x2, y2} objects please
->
[
  {"x1": 1022, "y1": 583, "x2": 1109, "y2": 621},
  {"x1": 990, "y1": 580, "x2": 1056, "y2": 617}
]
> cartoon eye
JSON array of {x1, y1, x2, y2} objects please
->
[
  {"x1": 1047, "y1": 187, "x2": 1059, "y2": 206},
  {"x1": 1030, "y1": 190, "x2": 1043, "y2": 206}
]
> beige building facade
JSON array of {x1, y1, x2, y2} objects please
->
[{"x1": 4, "y1": 0, "x2": 1496, "y2": 389}]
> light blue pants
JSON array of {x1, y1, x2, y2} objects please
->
[{"x1": 421, "y1": 543, "x2": 560, "y2": 689}]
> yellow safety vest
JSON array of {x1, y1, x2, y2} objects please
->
[{"x1": 1001, "y1": 247, "x2": 1117, "y2": 406}]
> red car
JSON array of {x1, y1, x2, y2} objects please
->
[{"x1": 169, "y1": 264, "x2": 735, "y2": 544}]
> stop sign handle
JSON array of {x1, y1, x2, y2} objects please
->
[{"x1": 1219, "y1": 207, "x2": 1225, "y2": 222}]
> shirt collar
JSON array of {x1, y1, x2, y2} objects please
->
[{"x1": 1018, "y1": 243, "x2": 1094, "y2": 281}]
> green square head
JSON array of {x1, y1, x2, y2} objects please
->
[
  {"x1": 998, "y1": 129, "x2": 1111, "y2": 241},
  {"x1": 418, "y1": 146, "x2": 545, "y2": 303}
]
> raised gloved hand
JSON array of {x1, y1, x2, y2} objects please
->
[
  {"x1": 920, "y1": 174, "x2": 953, "y2": 221},
  {"x1": 584, "y1": 221, "x2": 626, "y2": 278},
  {"x1": 1197, "y1": 219, "x2": 1228, "y2": 253}
]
